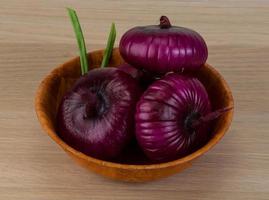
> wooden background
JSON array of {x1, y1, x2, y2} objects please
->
[{"x1": 0, "y1": 0, "x2": 268, "y2": 199}]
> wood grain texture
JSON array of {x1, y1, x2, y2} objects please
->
[{"x1": 0, "y1": 0, "x2": 268, "y2": 199}]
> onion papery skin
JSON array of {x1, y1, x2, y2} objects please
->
[
  {"x1": 135, "y1": 73, "x2": 211, "y2": 162},
  {"x1": 119, "y1": 16, "x2": 208, "y2": 74},
  {"x1": 57, "y1": 68, "x2": 141, "y2": 160}
]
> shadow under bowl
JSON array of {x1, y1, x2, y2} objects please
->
[{"x1": 35, "y1": 48, "x2": 234, "y2": 182}]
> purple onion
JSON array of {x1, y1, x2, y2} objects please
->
[
  {"x1": 135, "y1": 73, "x2": 212, "y2": 162},
  {"x1": 119, "y1": 16, "x2": 208, "y2": 74},
  {"x1": 57, "y1": 68, "x2": 141, "y2": 160}
]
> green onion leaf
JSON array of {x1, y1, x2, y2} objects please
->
[
  {"x1": 101, "y1": 23, "x2": 116, "y2": 68},
  {"x1": 67, "y1": 8, "x2": 88, "y2": 75}
]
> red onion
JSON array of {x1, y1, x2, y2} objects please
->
[
  {"x1": 119, "y1": 16, "x2": 208, "y2": 74},
  {"x1": 58, "y1": 10, "x2": 143, "y2": 160},
  {"x1": 135, "y1": 73, "x2": 230, "y2": 162},
  {"x1": 57, "y1": 68, "x2": 141, "y2": 160}
]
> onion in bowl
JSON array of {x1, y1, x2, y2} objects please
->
[
  {"x1": 120, "y1": 16, "x2": 208, "y2": 74},
  {"x1": 136, "y1": 73, "x2": 231, "y2": 162}
]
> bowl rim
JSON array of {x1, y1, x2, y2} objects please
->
[{"x1": 35, "y1": 48, "x2": 234, "y2": 170}]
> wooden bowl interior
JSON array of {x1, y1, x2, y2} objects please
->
[{"x1": 36, "y1": 48, "x2": 233, "y2": 166}]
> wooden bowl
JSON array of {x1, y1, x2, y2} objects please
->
[{"x1": 35, "y1": 48, "x2": 234, "y2": 182}]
